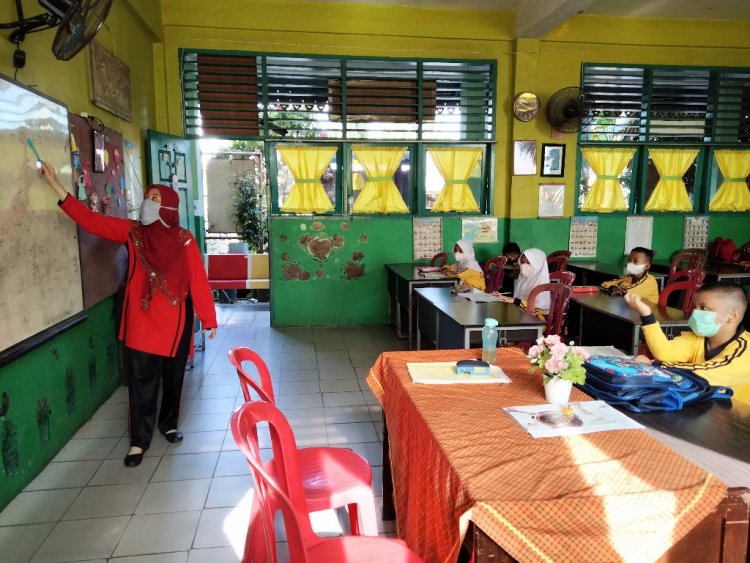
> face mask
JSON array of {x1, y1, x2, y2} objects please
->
[
  {"x1": 626, "y1": 262, "x2": 646, "y2": 276},
  {"x1": 454, "y1": 251, "x2": 464, "y2": 262},
  {"x1": 520, "y1": 263, "x2": 534, "y2": 278},
  {"x1": 139, "y1": 199, "x2": 162, "y2": 225},
  {"x1": 688, "y1": 309, "x2": 723, "y2": 338}
]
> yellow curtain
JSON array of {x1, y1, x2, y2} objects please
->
[
  {"x1": 351, "y1": 147, "x2": 409, "y2": 213},
  {"x1": 279, "y1": 146, "x2": 337, "y2": 213},
  {"x1": 644, "y1": 148, "x2": 698, "y2": 212},
  {"x1": 580, "y1": 148, "x2": 635, "y2": 213},
  {"x1": 709, "y1": 150, "x2": 750, "y2": 212},
  {"x1": 428, "y1": 148, "x2": 482, "y2": 213}
]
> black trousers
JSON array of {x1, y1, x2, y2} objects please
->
[{"x1": 126, "y1": 347, "x2": 188, "y2": 450}]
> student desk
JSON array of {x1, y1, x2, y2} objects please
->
[
  {"x1": 651, "y1": 260, "x2": 750, "y2": 286},
  {"x1": 568, "y1": 261, "x2": 667, "y2": 290},
  {"x1": 414, "y1": 287, "x2": 545, "y2": 350},
  {"x1": 385, "y1": 263, "x2": 458, "y2": 348},
  {"x1": 367, "y1": 347, "x2": 748, "y2": 563},
  {"x1": 569, "y1": 292, "x2": 690, "y2": 355}
]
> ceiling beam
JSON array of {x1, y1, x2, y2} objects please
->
[{"x1": 515, "y1": 0, "x2": 596, "y2": 38}]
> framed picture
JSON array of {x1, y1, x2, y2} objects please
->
[
  {"x1": 158, "y1": 149, "x2": 172, "y2": 181},
  {"x1": 513, "y1": 140, "x2": 536, "y2": 176},
  {"x1": 541, "y1": 143, "x2": 565, "y2": 177},
  {"x1": 538, "y1": 184, "x2": 565, "y2": 218},
  {"x1": 92, "y1": 130, "x2": 106, "y2": 172},
  {"x1": 174, "y1": 152, "x2": 187, "y2": 183}
]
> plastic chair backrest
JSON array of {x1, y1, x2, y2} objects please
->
[
  {"x1": 228, "y1": 347, "x2": 275, "y2": 404},
  {"x1": 547, "y1": 255, "x2": 569, "y2": 273},
  {"x1": 669, "y1": 249, "x2": 707, "y2": 276},
  {"x1": 549, "y1": 270, "x2": 576, "y2": 286},
  {"x1": 527, "y1": 283, "x2": 572, "y2": 337},
  {"x1": 231, "y1": 401, "x2": 315, "y2": 563},
  {"x1": 548, "y1": 250, "x2": 572, "y2": 259},
  {"x1": 666, "y1": 268, "x2": 706, "y2": 286},
  {"x1": 483, "y1": 256, "x2": 507, "y2": 294},
  {"x1": 431, "y1": 252, "x2": 448, "y2": 267},
  {"x1": 658, "y1": 280, "x2": 702, "y2": 315}
]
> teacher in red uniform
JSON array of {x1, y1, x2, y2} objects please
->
[{"x1": 39, "y1": 162, "x2": 217, "y2": 467}]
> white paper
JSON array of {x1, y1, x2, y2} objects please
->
[
  {"x1": 683, "y1": 215, "x2": 710, "y2": 250},
  {"x1": 407, "y1": 362, "x2": 511, "y2": 385},
  {"x1": 538, "y1": 183, "x2": 565, "y2": 218},
  {"x1": 624, "y1": 216, "x2": 653, "y2": 255},
  {"x1": 581, "y1": 346, "x2": 631, "y2": 359},
  {"x1": 569, "y1": 216, "x2": 598, "y2": 258},
  {"x1": 413, "y1": 217, "x2": 443, "y2": 260},
  {"x1": 503, "y1": 400, "x2": 643, "y2": 438},
  {"x1": 460, "y1": 290, "x2": 504, "y2": 303},
  {"x1": 419, "y1": 272, "x2": 448, "y2": 280}
]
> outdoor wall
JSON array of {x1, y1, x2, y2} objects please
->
[{"x1": 0, "y1": 0, "x2": 157, "y2": 508}]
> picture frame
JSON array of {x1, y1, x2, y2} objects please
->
[
  {"x1": 541, "y1": 143, "x2": 565, "y2": 177},
  {"x1": 92, "y1": 130, "x2": 106, "y2": 172},
  {"x1": 538, "y1": 183, "x2": 565, "y2": 218},
  {"x1": 158, "y1": 149, "x2": 172, "y2": 182},
  {"x1": 513, "y1": 140, "x2": 537, "y2": 176},
  {"x1": 174, "y1": 152, "x2": 187, "y2": 183}
]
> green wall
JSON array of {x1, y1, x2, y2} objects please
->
[{"x1": 0, "y1": 299, "x2": 123, "y2": 510}]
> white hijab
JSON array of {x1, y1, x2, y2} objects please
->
[
  {"x1": 514, "y1": 248, "x2": 551, "y2": 311},
  {"x1": 454, "y1": 239, "x2": 483, "y2": 273}
]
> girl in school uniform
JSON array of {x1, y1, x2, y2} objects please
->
[
  {"x1": 39, "y1": 162, "x2": 217, "y2": 468},
  {"x1": 494, "y1": 248, "x2": 549, "y2": 319},
  {"x1": 442, "y1": 239, "x2": 486, "y2": 291},
  {"x1": 601, "y1": 246, "x2": 660, "y2": 303}
]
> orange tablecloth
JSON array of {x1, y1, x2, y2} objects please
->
[{"x1": 367, "y1": 348, "x2": 728, "y2": 563}]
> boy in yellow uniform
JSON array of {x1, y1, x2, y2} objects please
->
[
  {"x1": 625, "y1": 283, "x2": 750, "y2": 404},
  {"x1": 601, "y1": 247, "x2": 660, "y2": 303},
  {"x1": 442, "y1": 239, "x2": 486, "y2": 291}
]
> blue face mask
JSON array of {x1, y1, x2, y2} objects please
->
[{"x1": 688, "y1": 309, "x2": 722, "y2": 338}]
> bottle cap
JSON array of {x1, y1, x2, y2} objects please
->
[{"x1": 484, "y1": 318, "x2": 498, "y2": 327}]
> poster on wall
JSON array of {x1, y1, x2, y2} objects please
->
[
  {"x1": 683, "y1": 215, "x2": 710, "y2": 249},
  {"x1": 413, "y1": 217, "x2": 443, "y2": 260},
  {"x1": 624, "y1": 216, "x2": 653, "y2": 255},
  {"x1": 513, "y1": 140, "x2": 537, "y2": 175},
  {"x1": 538, "y1": 184, "x2": 565, "y2": 218},
  {"x1": 569, "y1": 216, "x2": 598, "y2": 258},
  {"x1": 461, "y1": 217, "x2": 497, "y2": 243}
]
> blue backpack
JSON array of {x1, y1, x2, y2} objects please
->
[{"x1": 579, "y1": 356, "x2": 733, "y2": 413}]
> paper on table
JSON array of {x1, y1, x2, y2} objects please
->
[
  {"x1": 407, "y1": 362, "x2": 511, "y2": 384},
  {"x1": 461, "y1": 290, "x2": 505, "y2": 303},
  {"x1": 503, "y1": 400, "x2": 643, "y2": 438},
  {"x1": 581, "y1": 345, "x2": 631, "y2": 358},
  {"x1": 419, "y1": 272, "x2": 448, "y2": 279}
]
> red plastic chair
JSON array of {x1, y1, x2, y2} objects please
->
[
  {"x1": 669, "y1": 249, "x2": 707, "y2": 276},
  {"x1": 228, "y1": 347, "x2": 378, "y2": 558},
  {"x1": 548, "y1": 250, "x2": 572, "y2": 259},
  {"x1": 549, "y1": 270, "x2": 576, "y2": 287},
  {"x1": 231, "y1": 401, "x2": 424, "y2": 563},
  {"x1": 658, "y1": 280, "x2": 702, "y2": 315},
  {"x1": 666, "y1": 268, "x2": 706, "y2": 286},
  {"x1": 527, "y1": 283, "x2": 572, "y2": 337},
  {"x1": 430, "y1": 252, "x2": 448, "y2": 267},
  {"x1": 547, "y1": 255, "x2": 569, "y2": 273},
  {"x1": 483, "y1": 256, "x2": 507, "y2": 294}
]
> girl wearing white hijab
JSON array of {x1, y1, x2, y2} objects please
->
[
  {"x1": 495, "y1": 247, "x2": 549, "y2": 316},
  {"x1": 442, "y1": 239, "x2": 486, "y2": 291}
]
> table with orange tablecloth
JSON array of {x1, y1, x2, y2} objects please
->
[{"x1": 367, "y1": 347, "x2": 733, "y2": 563}]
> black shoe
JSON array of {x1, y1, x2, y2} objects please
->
[
  {"x1": 163, "y1": 431, "x2": 183, "y2": 443},
  {"x1": 124, "y1": 451, "x2": 144, "y2": 467}
]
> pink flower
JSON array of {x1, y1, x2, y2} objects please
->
[
  {"x1": 527, "y1": 345, "x2": 541, "y2": 358},
  {"x1": 575, "y1": 347, "x2": 591, "y2": 360},
  {"x1": 543, "y1": 334, "x2": 562, "y2": 347},
  {"x1": 544, "y1": 357, "x2": 568, "y2": 374},
  {"x1": 550, "y1": 342, "x2": 568, "y2": 360},
  {"x1": 536, "y1": 337, "x2": 545, "y2": 346}
]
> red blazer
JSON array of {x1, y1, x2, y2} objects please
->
[{"x1": 61, "y1": 196, "x2": 217, "y2": 357}]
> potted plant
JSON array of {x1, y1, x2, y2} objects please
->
[{"x1": 528, "y1": 335, "x2": 589, "y2": 403}]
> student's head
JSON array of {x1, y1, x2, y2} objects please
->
[
  {"x1": 141, "y1": 184, "x2": 180, "y2": 227},
  {"x1": 518, "y1": 248, "x2": 547, "y2": 278},
  {"x1": 453, "y1": 239, "x2": 475, "y2": 262},
  {"x1": 503, "y1": 242, "x2": 521, "y2": 263},
  {"x1": 626, "y1": 247, "x2": 654, "y2": 277},
  {"x1": 690, "y1": 282, "x2": 748, "y2": 339}
]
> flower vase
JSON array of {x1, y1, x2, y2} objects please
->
[{"x1": 544, "y1": 376, "x2": 573, "y2": 404}]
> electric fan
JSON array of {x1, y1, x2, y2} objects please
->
[
  {"x1": 52, "y1": 0, "x2": 113, "y2": 61},
  {"x1": 545, "y1": 86, "x2": 596, "y2": 134}
]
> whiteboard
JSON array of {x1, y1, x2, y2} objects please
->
[{"x1": 0, "y1": 76, "x2": 84, "y2": 355}]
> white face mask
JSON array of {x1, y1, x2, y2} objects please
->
[
  {"x1": 139, "y1": 199, "x2": 162, "y2": 225},
  {"x1": 626, "y1": 262, "x2": 646, "y2": 276},
  {"x1": 520, "y1": 263, "x2": 534, "y2": 278},
  {"x1": 454, "y1": 251, "x2": 464, "y2": 262}
]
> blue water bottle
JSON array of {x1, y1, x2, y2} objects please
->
[{"x1": 482, "y1": 318, "x2": 499, "y2": 363}]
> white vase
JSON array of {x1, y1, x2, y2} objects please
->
[{"x1": 544, "y1": 377, "x2": 573, "y2": 404}]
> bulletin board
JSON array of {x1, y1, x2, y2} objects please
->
[
  {"x1": 68, "y1": 114, "x2": 128, "y2": 309},
  {"x1": 0, "y1": 76, "x2": 84, "y2": 360}
]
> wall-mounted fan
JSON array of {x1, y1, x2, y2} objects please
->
[
  {"x1": 545, "y1": 86, "x2": 596, "y2": 134},
  {"x1": 1, "y1": 0, "x2": 112, "y2": 68}
]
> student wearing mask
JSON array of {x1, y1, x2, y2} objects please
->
[
  {"x1": 500, "y1": 242, "x2": 521, "y2": 293},
  {"x1": 494, "y1": 248, "x2": 549, "y2": 319},
  {"x1": 625, "y1": 283, "x2": 750, "y2": 404},
  {"x1": 442, "y1": 239, "x2": 486, "y2": 291},
  {"x1": 601, "y1": 246, "x2": 659, "y2": 303},
  {"x1": 502, "y1": 242, "x2": 521, "y2": 266}
]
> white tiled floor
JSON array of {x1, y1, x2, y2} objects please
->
[{"x1": 0, "y1": 302, "x2": 402, "y2": 562}]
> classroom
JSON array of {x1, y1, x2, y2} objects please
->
[{"x1": 1, "y1": 0, "x2": 750, "y2": 561}]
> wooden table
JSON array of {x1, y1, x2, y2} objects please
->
[
  {"x1": 368, "y1": 348, "x2": 749, "y2": 562},
  {"x1": 569, "y1": 292, "x2": 690, "y2": 355},
  {"x1": 651, "y1": 259, "x2": 750, "y2": 286},
  {"x1": 385, "y1": 263, "x2": 458, "y2": 348},
  {"x1": 568, "y1": 261, "x2": 668, "y2": 290},
  {"x1": 414, "y1": 287, "x2": 545, "y2": 350}
]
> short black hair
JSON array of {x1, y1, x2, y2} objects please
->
[
  {"x1": 503, "y1": 242, "x2": 520, "y2": 255},
  {"x1": 698, "y1": 282, "x2": 748, "y2": 316},
  {"x1": 630, "y1": 247, "x2": 654, "y2": 262}
]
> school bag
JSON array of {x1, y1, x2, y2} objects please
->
[
  {"x1": 709, "y1": 237, "x2": 738, "y2": 262},
  {"x1": 732, "y1": 241, "x2": 750, "y2": 264},
  {"x1": 578, "y1": 355, "x2": 733, "y2": 413}
]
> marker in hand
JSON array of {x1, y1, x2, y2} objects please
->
[{"x1": 27, "y1": 139, "x2": 43, "y2": 167}]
